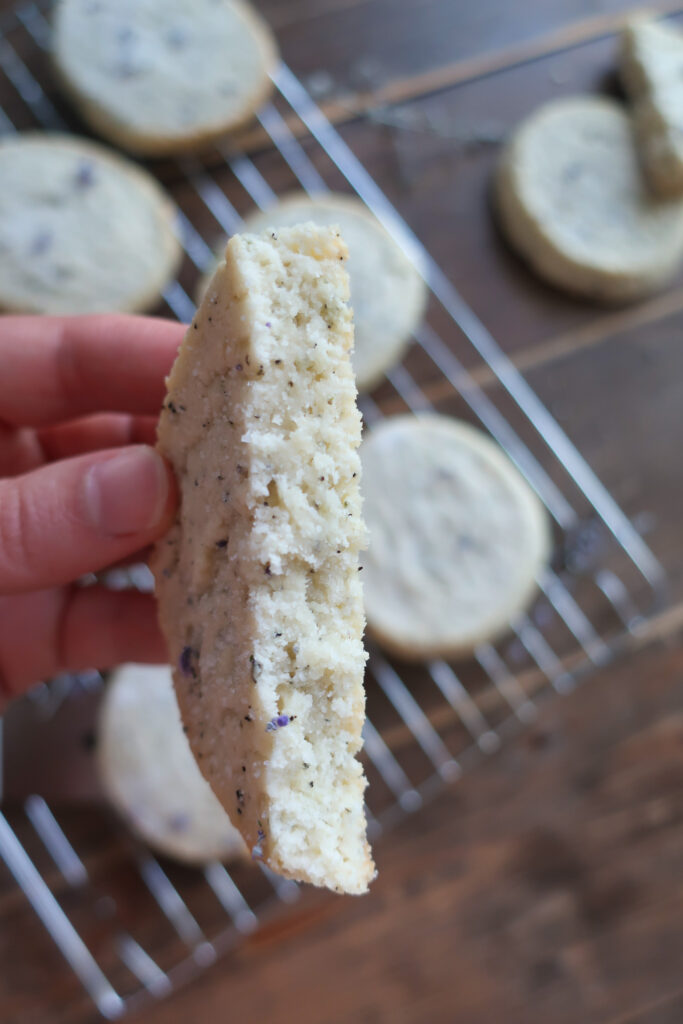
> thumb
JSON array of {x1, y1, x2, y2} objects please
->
[{"x1": 0, "y1": 445, "x2": 176, "y2": 594}]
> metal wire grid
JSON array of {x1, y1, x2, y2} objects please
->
[{"x1": 0, "y1": 0, "x2": 668, "y2": 1017}]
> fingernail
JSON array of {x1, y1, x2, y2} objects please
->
[{"x1": 84, "y1": 447, "x2": 170, "y2": 537}]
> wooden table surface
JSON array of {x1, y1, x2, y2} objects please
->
[{"x1": 2, "y1": 1, "x2": 683, "y2": 1022}]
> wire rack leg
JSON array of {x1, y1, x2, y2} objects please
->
[{"x1": 0, "y1": 811, "x2": 124, "y2": 1019}]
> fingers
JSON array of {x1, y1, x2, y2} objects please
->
[
  {"x1": 0, "y1": 314, "x2": 184, "y2": 428},
  {"x1": 0, "y1": 588, "x2": 168, "y2": 704},
  {"x1": 0, "y1": 445, "x2": 176, "y2": 593},
  {"x1": 39, "y1": 414, "x2": 159, "y2": 461},
  {"x1": 1, "y1": 414, "x2": 159, "y2": 478},
  {"x1": 0, "y1": 422, "x2": 44, "y2": 478}
]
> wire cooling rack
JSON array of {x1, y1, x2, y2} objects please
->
[{"x1": 0, "y1": 0, "x2": 668, "y2": 1018}]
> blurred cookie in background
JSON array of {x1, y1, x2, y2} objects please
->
[
  {"x1": 621, "y1": 16, "x2": 683, "y2": 197},
  {"x1": 52, "y1": 0, "x2": 278, "y2": 156},
  {"x1": 196, "y1": 193, "x2": 427, "y2": 392},
  {"x1": 0, "y1": 133, "x2": 181, "y2": 313},
  {"x1": 360, "y1": 415, "x2": 551, "y2": 660},
  {"x1": 495, "y1": 96, "x2": 683, "y2": 302},
  {"x1": 98, "y1": 663, "x2": 247, "y2": 865}
]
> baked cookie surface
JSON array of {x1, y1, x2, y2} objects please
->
[
  {"x1": 98, "y1": 664, "x2": 246, "y2": 865},
  {"x1": 621, "y1": 17, "x2": 683, "y2": 197},
  {"x1": 495, "y1": 96, "x2": 683, "y2": 301},
  {"x1": 0, "y1": 133, "x2": 181, "y2": 314},
  {"x1": 360, "y1": 415, "x2": 551, "y2": 659},
  {"x1": 53, "y1": 0, "x2": 278, "y2": 156},
  {"x1": 153, "y1": 224, "x2": 374, "y2": 894}
]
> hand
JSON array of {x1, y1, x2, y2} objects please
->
[{"x1": 0, "y1": 314, "x2": 185, "y2": 708}]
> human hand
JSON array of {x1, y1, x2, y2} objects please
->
[{"x1": 0, "y1": 314, "x2": 185, "y2": 708}]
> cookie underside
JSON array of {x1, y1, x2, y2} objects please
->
[{"x1": 153, "y1": 224, "x2": 374, "y2": 895}]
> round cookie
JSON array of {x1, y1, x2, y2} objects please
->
[
  {"x1": 360, "y1": 415, "x2": 551, "y2": 659},
  {"x1": 52, "y1": 0, "x2": 278, "y2": 156},
  {"x1": 0, "y1": 133, "x2": 181, "y2": 314},
  {"x1": 98, "y1": 664, "x2": 246, "y2": 865},
  {"x1": 495, "y1": 96, "x2": 683, "y2": 302},
  {"x1": 198, "y1": 193, "x2": 427, "y2": 391}
]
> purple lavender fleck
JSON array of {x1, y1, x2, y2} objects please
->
[
  {"x1": 265, "y1": 321, "x2": 271, "y2": 328},
  {"x1": 265, "y1": 714, "x2": 290, "y2": 733},
  {"x1": 179, "y1": 645, "x2": 198, "y2": 676},
  {"x1": 458, "y1": 533, "x2": 477, "y2": 553},
  {"x1": 114, "y1": 63, "x2": 135, "y2": 78},
  {"x1": 29, "y1": 230, "x2": 53, "y2": 256},
  {"x1": 252, "y1": 827, "x2": 266, "y2": 860},
  {"x1": 168, "y1": 812, "x2": 190, "y2": 833},
  {"x1": 165, "y1": 25, "x2": 188, "y2": 49},
  {"x1": 74, "y1": 160, "x2": 96, "y2": 189}
]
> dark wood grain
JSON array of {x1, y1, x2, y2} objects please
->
[
  {"x1": 256, "y1": 0, "x2": 681, "y2": 98},
  {"x1": 2, "y1": 629, "x2": 682, "y2": 1024},
  {"x1": 139, "y1": 641, "x2": 683, "y2": 1024}
]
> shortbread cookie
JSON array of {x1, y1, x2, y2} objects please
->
[
  {"x1": 495, "y1": 97, "x2": 683, "y2": 301},
  {"x1": 360, "y1": 415, "x2": 551, "y2": 659},
  {"x1": 98, "y1": 664, "x2": 246, "y2": 864},
  {"x1": 0, "y1": 133, "x2": 181, "y2": 314},
  {"x1": 53, "y1": 0, "x2": 278, "y2": 156},
  {"x1": 197, "y1": 194, "x2": 427, "y2": 391},
  {"x1": 152, "y1": 225, "x2": 374, "y2": 894},
  {"x1": 621, "y1": 17, "x2": 683, "y2": 196}
]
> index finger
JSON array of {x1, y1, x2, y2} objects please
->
[{"x1": 0, "y1": 314, "x2": 185, "y2": 428}]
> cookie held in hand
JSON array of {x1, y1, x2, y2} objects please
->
[
  {"x1": 153, "y1": 224, "x2": 374, "y2": 894},
  {"x1": 197, "y1": 193, "x2": 427, "y2": 392}
]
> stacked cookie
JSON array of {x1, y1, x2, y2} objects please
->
[
  {"x1": 496, "y1": 15, "x2": 683, "y2": 303},
  {"x1": 1, "y1": 0, "x2": 278, "y2": 315}
]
